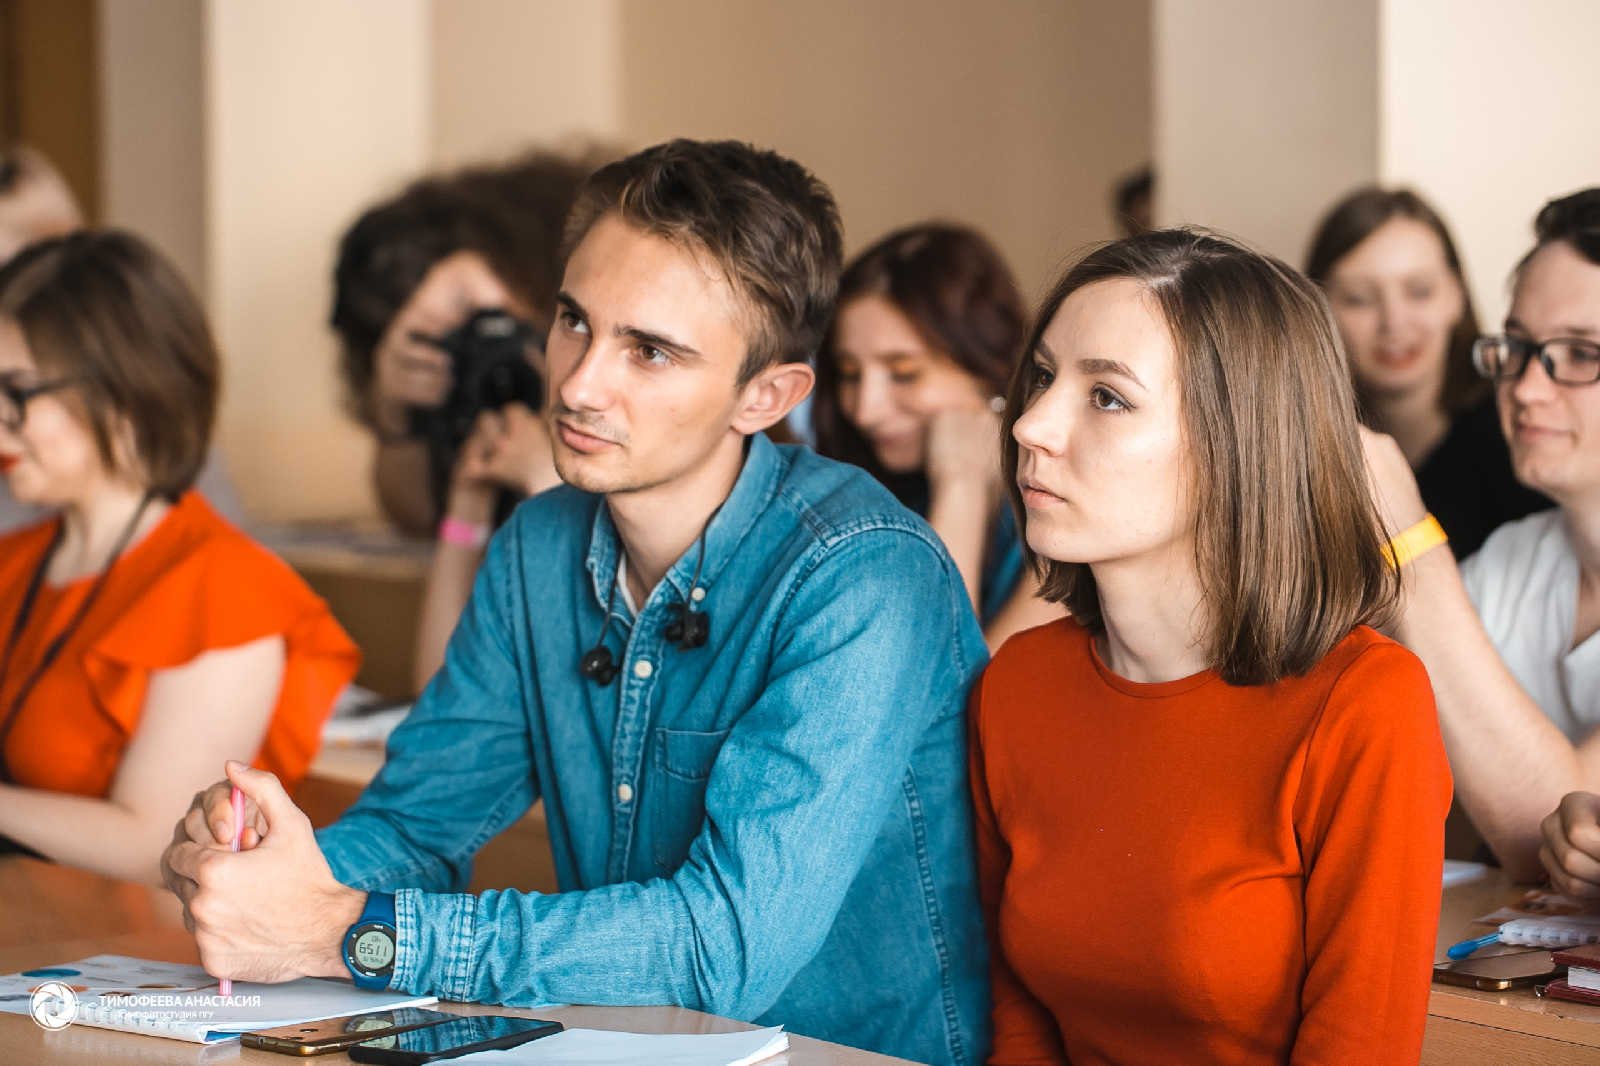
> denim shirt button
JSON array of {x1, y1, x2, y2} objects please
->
[
  {"x1": 616, "y1": 782, "x2": 634, "y2": 804},
  {"x1": 633, "y1": 660, "x2": 653, "y2": 679}
]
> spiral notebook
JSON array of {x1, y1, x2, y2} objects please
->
[
  {"x1": 1476, "y1": 889, "x2": 1600, "y2": 950},
  {"x1": 0, "y1": 955, "x2": 436, "y2": 1043}
]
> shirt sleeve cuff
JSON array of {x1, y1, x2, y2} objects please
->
[{"x1": 392, "y1": 887, "x2": 479, "y2": 999}]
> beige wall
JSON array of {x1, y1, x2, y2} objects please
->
[
  {"x1": 206, "y1": 0, "x2": 430, "y2": 523},
  {"x1": 95, "y1": 0, "x2": 1150, "y2": 525},
  {"x1": 1154, "y1": 0, "x2": 1380, "y2": 266},
  {"x1": 99, "y1": 0, "x2": 206, "y2": 293},
  {"x1": 617, "y1": 0, "x2": 1151, "y2": 300},
  {"x1": 431, "y1": 0, "x2": 621, "y2": 168},
  {"x1": 1380, "y1": 0, "x2": 1600, "y2": 327},
  {"x1": 433, "y1": 0, "x2": 1155, "y2": 298}
]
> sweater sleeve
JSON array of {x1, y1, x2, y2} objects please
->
[
  {"x1": 971, "y1": 674, "x2": 1069, "y2": 1066},
  {"x1": 1291, "y1": 641, "x2": 1452, "y2": 1065}
]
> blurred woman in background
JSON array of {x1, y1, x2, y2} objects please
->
[
  {"x1": 0, "y1": 231, "x2": 359, "y2": 883},
  {"x1": 812, "y1": 224, "x2": 1060, "y2": 649},
  {"x1": 1369, "y1": 188, "x2": 1600, "y2": 881},
  {"x1": 0, "y1": 145, "x2": 244, "y2": 535},
  {"x1": 1308, "y1": 187, "x2": 1547, "y2": 557}
]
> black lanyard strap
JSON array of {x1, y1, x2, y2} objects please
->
[{"x1": 0, "y1": 491, "x2": 157, "y2": 783}]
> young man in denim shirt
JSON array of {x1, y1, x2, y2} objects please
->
[{"x1": 163, "y1": 140, "x2": 990, "y2": 1066}]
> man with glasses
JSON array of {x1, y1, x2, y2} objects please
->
[{"x1": 1364, "y1": 187, "x2": 1600, "y2": 882}]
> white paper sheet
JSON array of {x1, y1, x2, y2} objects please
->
[
  {"x1": 0, "y1": 956, "x2": 216, "y2": 1002},
  {"x1": 1442, "y1": 859, "x2": 1487, "y2": 887},
  {"x1": 0, "y1": 955, "x2": 437, "y2": 1042},
  {"x1": 453, "y1": 1025, "x2": 789, "y2": 1066}
]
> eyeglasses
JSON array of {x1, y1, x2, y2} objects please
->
[
  {"x1": 0, "y1": 375, "x2": 75, "y2": 431},
  {"x1": 1473, "y1": 334, "x2": 1600, "y2": 386}
]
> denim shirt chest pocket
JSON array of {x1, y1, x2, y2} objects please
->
[{"x1": 651, "y1": 727, "x2": 731, "y2": 873}]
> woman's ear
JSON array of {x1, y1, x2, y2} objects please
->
[
  {"x1": 107, "y1": 412, "x2": 151, "y2": 489},
  {"x1": 731, "y1": 361, "x2": 816, "y2": 436}
]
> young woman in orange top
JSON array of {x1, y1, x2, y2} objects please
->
[
  {"x1": 973, "y1": 230, "x2": 1452, "y2": 1064},
  {"x1": 0, "y1": 230, "x2": 360, "y2": 883}
]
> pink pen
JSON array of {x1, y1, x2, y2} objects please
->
[{"x1": 219, "y1": 786, "x2": 245, "y2": 998}]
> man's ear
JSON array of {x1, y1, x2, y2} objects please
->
[{"x1": 730, "y1": 360, "x2": 815, "y2": 436}]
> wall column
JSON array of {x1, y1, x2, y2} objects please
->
[{"x1": 205, "y1": 0, "x2": 430, "y2": 522}]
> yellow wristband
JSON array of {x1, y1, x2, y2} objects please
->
[{"x1": 1383, "y1": 514, "x2": 1448, "y2": 569}]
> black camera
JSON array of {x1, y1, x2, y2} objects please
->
[{"x1": 409, "y1": 308, "x2": 544, "y2": 455}]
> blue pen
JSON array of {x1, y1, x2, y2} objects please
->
[{"x1": 1446, "y1": 932, "x2": 1502, "y2": 960}]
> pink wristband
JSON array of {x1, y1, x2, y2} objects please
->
[{"x1": 439, "y1": 516, "x2": 490, "y2": 550}]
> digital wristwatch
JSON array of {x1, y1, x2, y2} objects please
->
[{"x1": 342, "y1": 891, "x2": 397, "y2": 990}]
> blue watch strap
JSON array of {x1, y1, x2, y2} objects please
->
[
  {"x1": 345, "y1": 892, "x2": 397, "y2": 989},
  {"x1": 360, "y1": 891, "x2": 397, "y2": 928}
]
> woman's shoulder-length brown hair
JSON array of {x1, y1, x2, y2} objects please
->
[
  {"x1": 812, "y1": 223, "x2": 1026, "y2": 479},
  {"x1": 1001, "y1": 228, "x2": 1398, "y2": 686},
  {"x1": 0, "y1": 229, "x2": 218, "y2": 500},
  {"x1": 1305, "y1": 186, "x2": 1484, "y2": 416}
]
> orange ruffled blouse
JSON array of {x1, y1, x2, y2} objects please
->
[{"x1": 0, "y1": 491, "x2": 361, "y2": 796}]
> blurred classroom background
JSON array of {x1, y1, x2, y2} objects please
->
[
  {"x1": 9, "y1": 0, "x2": 1597, "y2": 530},
  {"x1": 2, "y1": 0, "x2": 1596, "y2": 891}
]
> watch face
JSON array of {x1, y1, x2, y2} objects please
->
[{"x1": 349, "y1": 924, "x2": 396, "y2": 974}]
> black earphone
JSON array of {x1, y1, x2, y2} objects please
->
[
  {"x1": 579, "y1": 517, "x2": 715, "y2": 686},
  {"x1": 578, "y1": 641, "x2": 620, "y2": 686}
]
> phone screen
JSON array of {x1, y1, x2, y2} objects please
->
[
  {"x1": 344, "y1": 1007, "x2": 454, "y2": 1035},
  {"x1": 241, "y1": 1006, "x2": 457, "y2": 1051},
  {"x1": 362, "y1": 1014, "x2": 558, "y2": 1056}
]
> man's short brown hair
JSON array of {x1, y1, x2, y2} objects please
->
[
  {"x1": 0, "y1": 229, "x2": 218, "y2": 499},
  {"x1": 563, "y1": 139, "x2": 844, "y2": 385},
  {"x1": 1002, "y1": 229, "x2": 1398, "y2": 686}
]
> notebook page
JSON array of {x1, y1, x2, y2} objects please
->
[
  {"x1": 86, "y1": 976, "x2": 438, "y2": 1041},
  {"x1": 0, "y1": 957, "x2": 436, "y2": 1043}
]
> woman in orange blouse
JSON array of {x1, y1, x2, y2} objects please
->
[
  {"x1": 975, "y1": 230, "x2": 1452, "y2": 1064},
  {"x1": 0, "y1": 231, "x2": 359, "y2": 883}
]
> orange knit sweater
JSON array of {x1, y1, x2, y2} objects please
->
[{"x1": 972, "y1": 619, "x2": 1451, "y2": 1065}]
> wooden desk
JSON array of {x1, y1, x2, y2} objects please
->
[
  {"x1": 17, "y1": 856, "x2": 1594, "y2": 1064},
  {"x1": 0, "y1": 857, "x2": 908, "y2": 1064},
  {"x1": 1428, "y1": 870, "x2": 1600, "y2": 1063}
]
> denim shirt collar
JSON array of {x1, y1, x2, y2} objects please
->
[{"x1": 583, "y1": 432, "x2": 786, "y2": 617}]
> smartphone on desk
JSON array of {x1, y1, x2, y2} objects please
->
[
  {"x1": 348, "y1": 1014, "x2": 563, "y2": 1064},
  {"x1": 241, "y1": 1006, "x2": 457, "y2": 1055},
  {"x1": 1433, "y1": 947, "x2": 1564, "y2": 991}
]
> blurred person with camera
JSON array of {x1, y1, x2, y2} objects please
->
[
  {"x1": 812, "y1": 224, "x2": 1061, "y2": 650},
  {"x1": 1309, "y1": 187, "x2": 1548, "y2": 559},
  {"x1": 0, "y1": 230, "x2": 359, "y2": 882},
  {"x1": 332, "y1": 151, "x2": 602, "y2": 689},
  {"x1": 1364, "y1": 188, "x2": 1600, "y2": 882}
]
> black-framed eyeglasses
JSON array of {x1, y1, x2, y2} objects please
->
[
  {"x1": 0, "y1": 374, "x2": 75, "y2": 431},
  {"x1": 1473, "y1": 334, "x2": 1600, "y2": 386}
]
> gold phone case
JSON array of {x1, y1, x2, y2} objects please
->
[
  {"x1": 240, "y1": 1007, "x2": 456, "y2": 1056},
  {"x1": 1433, "y1": 948, "x2": 1564, "y2": 991}
]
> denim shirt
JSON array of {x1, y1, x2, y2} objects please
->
[{"x1": 315, "y1": 433, "x2": 991, "y2": 1066}]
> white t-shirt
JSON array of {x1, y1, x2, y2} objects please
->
[{"x1": 1461, "y1": 508, "x2": 1600, "y2": 743}]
